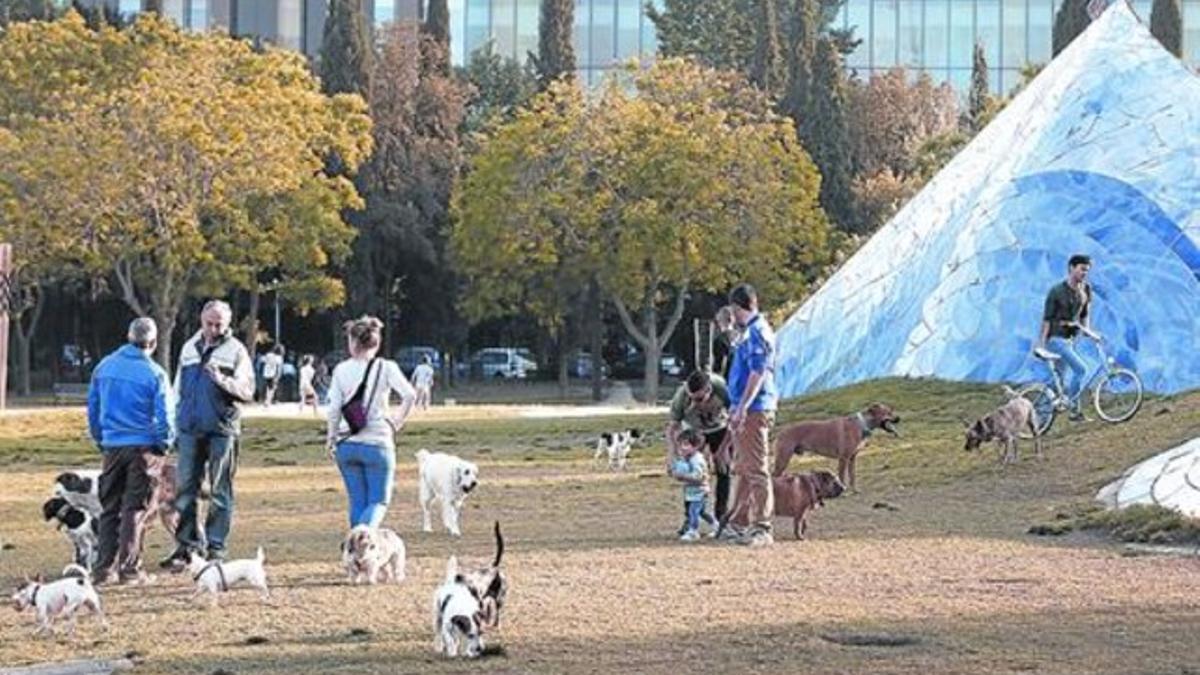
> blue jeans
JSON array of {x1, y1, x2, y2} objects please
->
[
  {"x1": 336, "y1": 441, "x2": 396, "y2": 528},
  {"x1": 685, "y1": 497, "x2": 717, "y2": 533},
  {"x1": 1046, "y1": 336, "x2": 1092, "y2": 409},
  {"x1": 174, "y1": 433, "x2": 237, "y2": 556}
]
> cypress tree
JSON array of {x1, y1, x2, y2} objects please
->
[
  {"x1": 967, "y1": 42, "x2": 990, "y2": 132},
  {"x1": 423, "y1": 0, "x2": 451, "y2": 74},
  {"x1": 750, "y1": 0, "x2": 784, "y2": 94},
  {"x1": 1052, "y1": 0, "x2": 1090, "y2": 57},
  {"x1": 533, "y1": 0, "x2": 575, "y2": 88},
  {"x1": 783, "y1": 0, "x2": 818, "y2": 143},
  {"x1": 808, "y1": 37, "x2": 855, "y2": 231},
  {"x1": 319, "y1": 0, "x2": 374, "y2": 98},
  {"x1": 1150, "y1": 0, "x2": 1183, "y2": 57}
]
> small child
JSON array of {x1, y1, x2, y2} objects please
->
[{"x1": 669, "y1": 428, "x2": 718, "y2": 542}]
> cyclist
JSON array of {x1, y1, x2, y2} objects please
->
[{"x1": 1038, "y1": 254, "x2": 1095, "y2": 422}]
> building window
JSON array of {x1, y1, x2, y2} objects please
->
[
  {"x1": 845, "y1": 0, "x2": 870, "y2": 68},
  {"x1": 1028, "y1": 0, "x2": 1052, "y2": 64},
  {"x1": 872, "y1": 0, "x2": 897, "y2": 68},
  {"x1": 574, "y1": 0, "x2": 591, "y2": 72},
  {"x1": 276, "y1": 0, "x2": 302, "y2": 50},
  {"x1": 515, "y1": 0, "x2": 539, "y2": 65},
  {"x1": 450, "y1": 0, "x2": 466, "y2": 65},
  {"x1": 897, "y1": 0, "x2": 922, "y2": 67},
  {"x1": 616, "y1": 0, "x2": 640, "y2": 60},
  {"x1": 924, "y1": 0, "x2": 950, "y2": 67},
  {"x1": 465, "y1": 0, "x2": 490, "y2": 59},
  {"x1": 375, "y1": 0, "x2": 395, "y2": 25},
  {"x1": 948, "y1": 0, "x2": 974, "y2": 70},
  {"x1": 591, "y1": 0, "x2": 615, "y2": 68},
  {"x1": 190, "y1": 0, "x2": 209, "y2": 30},
  {"x1": 494, "y1": 0, "x2": 516, "y2": 57}
]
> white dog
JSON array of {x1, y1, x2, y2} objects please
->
[
  {"x1": 42, "y1": 497, "x2": 99, "y2": 571},
  {"x1": 432, "y1": 556, "x2": 485, "y2": 658},
  {"x1": 53, "y1": 470, "x2": 102, "y2": 517},
  {"x1": 185, "y1": 547, "x2": 270, "y2": 606},
  {"x1": 416, "y1": 449, "x2": 479, "y2": 536},
  {"x1": 341, "y1": 525, "x2": 407, "y2": 585},
  {"x1": 10, "y1": 564, "x2": 106, "y2": 636},
  {"x1": 593, "y1": 428, "x2": 643, "y2": 470}
]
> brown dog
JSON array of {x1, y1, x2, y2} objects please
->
[
  {"x1": 963, "y1": 393, "x2": 1042, "y2": 464},
  {"x1": 772, "y1": 470, "x2": 845, "y2": 540},
  {"x1": 772, "y1": 403, "x2": 900, "y2": 490}
]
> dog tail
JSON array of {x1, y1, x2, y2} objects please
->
[
  {"x1": 61, "y1": 563, "x2": 89, "y2": 579},
  {"x1": 444, "y1": 555, "x2": 459, "y2": 583},
  {"x1": 491, "y1": 521, "x2": 504, "y2": 568}
]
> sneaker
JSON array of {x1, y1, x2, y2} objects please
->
[
  {"x1": 205, "y1": 549, "x2": 226, "y2": 562},
  {"x1": 737, "y1": 531, "x2": 774, "y2": 548},
  {"x1": 119, "y1": 570, "x2": 157, "y2": 586},
  {"x1": 717, "y1": 526, "x2": 744, "y2": 542},
  {"x1": 1068, "y1": 410, "x2": 1089, "y2": 422},
  {"x1": 679, "y1": 530, "x2": 699, "y2": 542},
  {"x1": 158, "y1": 548, "x2": 190, "y2": 570},
  {"x1": 92, "y1": 570, "x2": 119, "y2": 587},
  {"x1": 676, "y1": 524, "x2": 689, "y2": 537}
]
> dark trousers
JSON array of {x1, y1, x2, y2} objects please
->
[
  {"x1": 96, "y1": 447, "x2": 163, "y2": 577},
  {"x1": 705, "y1": 429, "x2": 732, "y2": 523}
]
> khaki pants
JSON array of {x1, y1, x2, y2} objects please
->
[{"x1": 726, "y1": 411, "x2": 774, "y2": 534}]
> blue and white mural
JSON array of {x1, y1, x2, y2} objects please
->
[{"x1": 776, "y1": 2, "x2": 1200, "y2": 397}]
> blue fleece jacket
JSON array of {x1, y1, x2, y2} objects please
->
[{"x1": 87, "y1": 344, "x2": 175, "y2": 452}]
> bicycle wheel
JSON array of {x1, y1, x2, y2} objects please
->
[
  {"x1": 1093, "y1": 368, "x2": 1143, "y2": 423},
  {"x1": 1017, "y1": 382, "x2": 1056, "y2": 436}
]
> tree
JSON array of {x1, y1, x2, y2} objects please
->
[
  {"x1": 0, "y1": 13, "x2": 373, "y2": 367},
  {"x1": 808, "y1": 37, "x2": 855, "y2": 230},
  {"x1": 966, "y1": 42, "x2": 991, "y2": 133},
  {"x1": 533, "y1": 0, "x2": 574, "y2": 88},
  {"x1": 1150, "y1": 0, "x2": 1183, "y2": 57},
  {"x1": 0, "y1": 0, "x2": 57, "y2": 25},
  {"x1": 459, "y1": 40, "x2": 538, "y2": 134},
  {"x1": 848, "y1": 68, "x2": 958, "y2": 177},
  {"x1": 422, "y1": 0, "x2": 451, "y2": 74},
  {"x1": 782, "y1": 0, "x2": 818, "y2": 141},
  {"x1": 346, "y1": 24, "x2": 470, "y2": 355},
  {"x1": 453, "y1": 59, "x2": 831, "y2": 402},
  {"x1": 648, "y1": 0, "x2": 851, "y2": 77},
  {"x1": 1052, "y1": 0, "x2": 1090, "y2": 57},
  {"x1": 320, "y1": 0, "x2": 374, "y2": 97},
  {"x1": 750, "y1": 0, "x2": 784, "y2": 94}
]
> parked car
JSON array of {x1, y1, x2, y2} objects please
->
[
  {"x1": 471, "y1": 348, "x2": 536, "y2": 379},
  {"x1": 660, "y1": 354, "x2": 684, "y2": 377},
  {"x1": 566, "y1": 350, "x2": 608, "y2": 379},
  {"x1": 395, "y1": 345, "x2": 442, "y2": 376},
  {"x1": 612, "y1": 350, "x2": 685, "y2": 379}
]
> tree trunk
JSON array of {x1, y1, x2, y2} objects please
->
[
  {"x1": 588, "y1": 280, "x2": 603, "y2": 402},
  {"x1": 243, "y1": 288, "x2": 261, "y2": 359},
  {"x1": 556, "y1": 332, "x2": 570, "y2": 396},
  {"x1": 611, "y1": 279, "x2": 690, "y2": 407},
  {"x1": 12, "y1": 282, "x2": 45, "y2": 396},
  {"x1": 153, "y1": 307, "x2": 177, "y2": 372}
]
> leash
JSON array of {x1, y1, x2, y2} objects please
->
[{"x1": 194, "y1": 560, "x2": 229, "y2": 592}]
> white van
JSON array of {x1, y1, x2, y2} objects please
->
[{"x1": 472, "y1": 348, "x2": 537, "y2": 379}]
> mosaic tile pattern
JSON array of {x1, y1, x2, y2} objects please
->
[
  {"x1": 1096, "y1": 437, "x2": 1200, "y2": 518},
  {"x1": 777, "y1": 2, "x2": 1200, "y2": 397}
]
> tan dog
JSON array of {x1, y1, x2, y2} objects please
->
[
  {"x1": 772, "y1": 470, "x2": 845, "y2": 540},
  {"x1": 964, "y1": 392, "x2": 1042, "y2": 464},
  {"x1": 772, "y1": 403, "x2": 900, "y2": 490}
]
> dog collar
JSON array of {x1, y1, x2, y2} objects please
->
[
  {"x1": 194, "y1": 561, "x2": 229, "y2": 592},
  {"x1": 854, "y1": 412, "x2": 873, "y2": 438},
  {"x1": 29, "y1": 583, "x2": 40, "y2": 607}
]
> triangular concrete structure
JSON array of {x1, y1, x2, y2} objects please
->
[
  {"x1": 776, "y1": 1, "x2": 1200, "y2": 397},
  {"x1": 1097, "y1": 437, "x2": 1200, "y2": 518}
]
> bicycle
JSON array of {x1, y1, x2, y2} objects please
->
[{"x1": 1018, "y1": 323, "x2": 1143, "y2": 436}]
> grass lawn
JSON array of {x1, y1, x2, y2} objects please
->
[{"x1": 1, "y1": 378, "x2": 1198, "y2": 674}]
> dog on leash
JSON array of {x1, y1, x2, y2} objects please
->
[
  {"x1": 964, "y1": 388, "x2": 1043, "y2": 464},
  {"x1": 772, "y1": 403, "x2": 900, "y2": 490},
  {"x1": 185, "y1": 547, "x2": 270, "y2": 606},
  {"x1": 432, "y1": 555, "x2": 486, "y2": 658},
  {"x1": 416, "y1": 449, "x2": 479, "y2": 536},
  {"x1": 593, "y1": 428, "x2": 643, "y2": 470},
  {"x1": 341, "y1": 525, "x2": 407, "y2": 585},
  {"x1": 41, "y1": 497, "x2": 99, "y2": 571},
  {"x1": 10, "y1": 564, "x2": 107, "y2": 636},
  {"x1": 459, "y1": 521, "x2": 508, "y2": 629},
  {"x1": 772, "y1": 470, "x2": 845, "y2": 540}
]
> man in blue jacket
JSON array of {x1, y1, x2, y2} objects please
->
[
  {"x1": 723, "y1": 284, "x2": 779, "y2": 547},
  {"x1": 88, "y1": 317, "x2": 175, "y2": 584},
  {"x1": 161, "y1": 300, "x2": 255, "y2": 568}
]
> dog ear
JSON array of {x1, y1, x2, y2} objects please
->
[{"x1": 33, "y1": 572, "x2": 44, "y2": 583}]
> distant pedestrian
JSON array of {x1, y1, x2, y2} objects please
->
[
  {"x1": 299, "y1": 355, "x2": 319, "y2": 416},
  {"x1": 412, "y1": 355, "x2": 435, "y2": 410},
  {"x1": 261, "y1": 345, "x2": 285, "y2": 407}
]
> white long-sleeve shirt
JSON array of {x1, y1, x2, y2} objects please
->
[{"x1": 326, "y1": 357, "x2": 416, "y2": 449}]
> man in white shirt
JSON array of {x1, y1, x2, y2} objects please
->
[
  {"x1": 261, "y1": 345, "x2": 284, "y2": 407},
  {"x1": 412, "y1": 355, "x2": 436, "y2": 411}
]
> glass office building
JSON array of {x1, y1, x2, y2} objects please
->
[
  {"x1": 836, "y1": 0, "x2": 1200, "y2": 95},
  {"x1": 81, "y1": 1, "x2": 1196, "y2": 94},
  {"x1": 447, "y1": 0, "x2": 661, "y2": 86}
]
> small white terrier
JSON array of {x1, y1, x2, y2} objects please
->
[
  {"x1": 340, "y1": 525, "x2": 407, "y2": 585},
  {"x1": 10, "y1": 564, "x2": 107, "y2": 636},
  {"x1": 432, "y1": 556, "x2": 485, "y2": 658},
  {"x1": 186, "y1": 548, "x2": 270, "y2": 606}
]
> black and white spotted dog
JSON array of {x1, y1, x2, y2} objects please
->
[
  {"x1": 53, "y1": 470, "x2": 102, "y2": 518},
  {"x1": 593, "y1": 428, "x2": 643, "y2": 470},
  {"x1": 461, "y1": 521, "x2": 507, "y2": 629},
  {"x1": 432, "y1": 555, "x2": 486, "y2": 658},
  {"x1": 41, "y1": 497, "x2": 99, "y2": 571}
]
